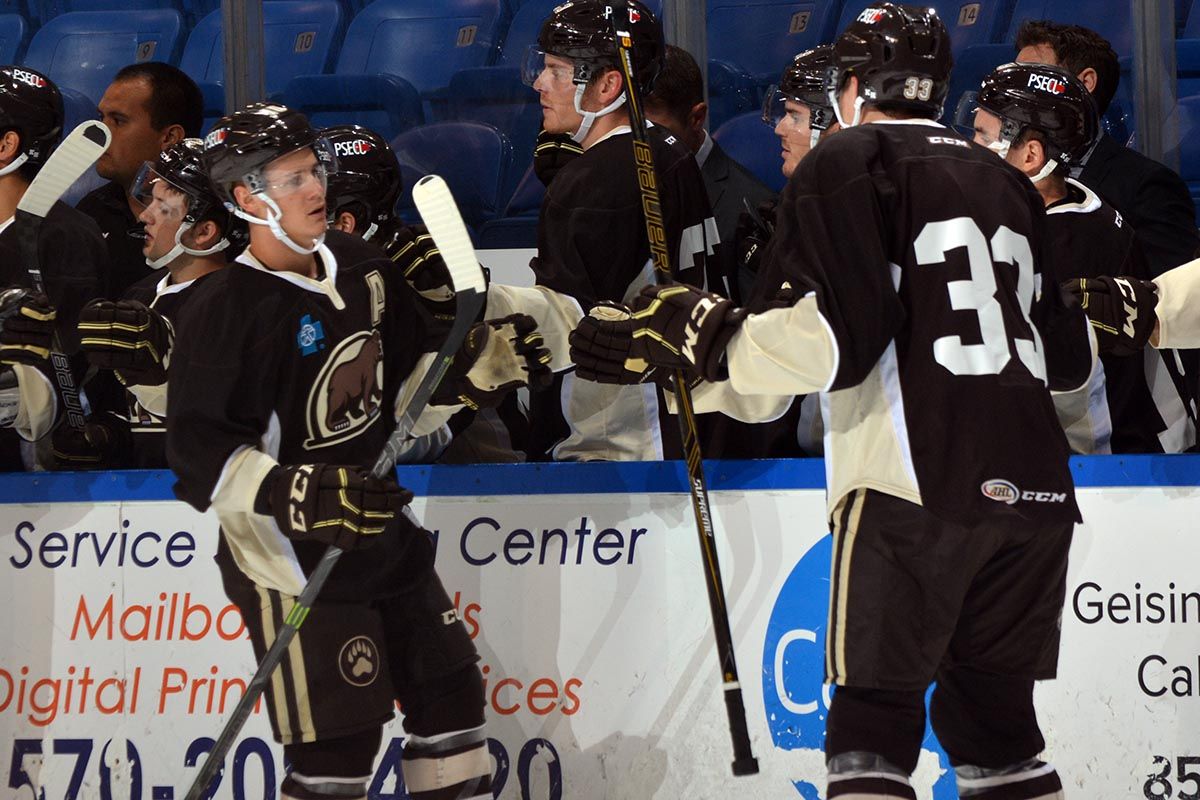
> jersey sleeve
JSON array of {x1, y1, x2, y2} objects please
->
[
  {"x1": 166, "y1": 277, "x2": 285, "y2": 513},
  {"x1": 752, "y1": 134, "x2": 906, "y2": 391},
  {"x1": 1030, "y1": 201, "x2": 1096, "y2": 393},
  {"x1": 40, "y1": 204, "x2": 106, "y2": 353},
  {"x1": 1153, "y1": 257, "x2": 1200, "y2": 349}
]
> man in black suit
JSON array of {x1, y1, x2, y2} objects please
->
[
  {"x1": 644, "y1": 44, "x2": 775, "y2": 304},
  {"x1": 1016, "y1": 20, "x2": 1200, "y2": 277}
]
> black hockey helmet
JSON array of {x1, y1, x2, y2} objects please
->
[
  {"x1": 322, "y1": 124, "x2": 402, "y2": 239},
  {"x1": 828, "y1": 3, "x2": 953, "y2": 121},
  {"x1": 973, "y1": 62, "x2": 1098, "y2": 167},
  {"x1": 202, "y1": 102, "x2": 337, "y2": 211},
  {"x1": 0, "y1": 66, "x2": 63, "y2": 173},
  {"x1": 763, "y1": 45, "x2": 835, "y2": 132},
  {"x1": 531, "y1": 0, "x2": 664, "y2": 92}
]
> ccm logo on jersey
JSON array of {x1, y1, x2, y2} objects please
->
[
  {"x1": 1027, "y1": 73, "x2": 1067, "y2": 95},
  {"x1": 857, "y1": 8, "x2": 886, "y2": 23},
  {"x1": 928, "y1": 136, "x2": 970, "y2": 148},
  {"x1": 981, "y1": 479, "x2": 1067, "y2": 505},
  {"x1": 334, "y1": 139, "x2": 374, "y2": 158},
  {"x1": 11, "y1": 68, "x2": 45, "y2": 88}
]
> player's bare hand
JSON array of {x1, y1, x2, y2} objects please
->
[
  {"x1": 261, "y1": 464, "x2": 413, "y2": 550},
  {"x1": 77, "y1": 298, "x2": 174, "y2": 386},
  {"x1": 0, "y1": 288, "x2": 55, "y2": 367},
  {"x1": 432, "y1": 313, "x2": 553, "y2": 409},
  {"x1": 1061, "y1": 276, "x2": 1157, "y2": 356}
]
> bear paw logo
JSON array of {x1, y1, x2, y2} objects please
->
[{"x1": 338, "y1": 635, "x2": 380, "y2": 687}]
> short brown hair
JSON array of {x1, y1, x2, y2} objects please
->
[{"x1": 1015, "y1": 21, "x2": 1120, "y2": 115}]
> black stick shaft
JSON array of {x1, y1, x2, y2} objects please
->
[
  {"x1": 609, "y1": 9, "x2": 758, "y2": 777},
  {"x1": 183, "y1": 291, "x2": 484, "y2": 800}
]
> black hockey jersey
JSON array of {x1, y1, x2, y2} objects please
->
[
  {"x1": 0, "y1": 202, "x2": 106, "y2": 470},
  {"x1": 1047, "y1": 179, "x2": 1196, "y2": 453},
  {"x1": 754, "y1": 120, "x2": 1091, "y2": 525},
  {"x1": 167, "y1": 231, "x2": 443, "y2": 598}
]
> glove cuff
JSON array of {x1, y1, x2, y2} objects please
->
[{"x1": 696, "y1": 305, "x2": 747, "y2": 382}]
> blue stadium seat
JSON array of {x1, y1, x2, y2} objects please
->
[
  {"x1": 711, "y1": 111, "x2": 786, "y2": 193},
  {"x1": 835, "y1": 0, "x2": 1017, "y2": 58},
  {"x1": 391, "y1": 121, "x2": 514, "y2": 230},
  {"x1": 1175, "y1": 93, "x2": 1200, "y2": 224},
  {"x1": 0, "y1": 12, "x2": 27, "y2": 62},
  {"x1": 1005, "y1": 0, "x2": 1133, "y2": 57},
  {"x1": 446, "y1": 67, "x2": 540, "y2": 168},
  {"x1": 282, "y1": 73, "x2": 424, "y2": 141},
  {"x1": 22, "y1": 9, "x2": 184, "y2": 104},
  {"x1": 707, "y1": 58, "x2": 761, "y2": 131},
  {"x1": 942, "y1": 42, "x2": 1012, "y2": 125},
  {"x1": 36, "y1": 0, "x2": 181, "y2": 23},
  {"x1": 707, "y1": 0, "x2": 842, "y2": 86},
  {"x1": 477, "y1": 162, "x2": 543, "y2": 249},
  {"x1": 197, "y1": 79, "x2": 223, "y2": 134},
  {"x1": 180, "y1": 1, "x2": 344, "y2": 99}
]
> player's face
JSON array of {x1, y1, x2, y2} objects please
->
[
  {"x1": 98, "y1": 77, "x2": 176, "y2": 189},
  {"x1": 775, "y1": 100, "x2": 814, "y2": 177},
  {"x1": 534, "y1": 54, "x2": 583, "y2": 135},
  {"x1": 971, "y1": 108, "x2": 1020, "y2": 166},
  {"x1": 262, "y1": 148, "x2": 328, "y2": 244},
  {"x1": 138, "y1": 179, "x2": 188, "y2": 261}
]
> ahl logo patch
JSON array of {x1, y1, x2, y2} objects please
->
[
  {"x1": 857, "y1": 7, "x2": 886, "y2": 24},
  {"x1": 981, "y1": 479, "x2": 1020, "y2": 504},
  {"x1": 339, "y1": 635, "x2": 380, "y2": 687},
  {"x1": 296, "y1": 314, "x2": 326, "y2": 356}
]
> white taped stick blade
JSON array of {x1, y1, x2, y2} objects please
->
[
  {"x1": 17, "y1": 121, "x2": 112, "y2": 218},
  {"x1": 412, "y1": 175, "x2": 486, "y2": 294}
]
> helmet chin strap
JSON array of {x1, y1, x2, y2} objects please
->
[
  {"x1": 145, "y1": 220, "x2": 230, "y2": 269},
  {"x1": 360, "y1": 222, "x2": 379, "y2": 242},
  {"x1": 233, "y1": 192, "x2": 324, "y2": 255},
  {"x1": 0, "y1": 153, "x2": 28, "y2": 178},
  {"x1": 829, "y1": 90, "x2": 865, "y2": 129},
  {"x1": 1028, "y1": 158, "x2": 1059, "y2": 185},
  {"x1": 809, "y1": 128, "x2": 822, "y2": 149},
  {"x1": 571, "y1": 83, "x2": 627, "y2": 144}
]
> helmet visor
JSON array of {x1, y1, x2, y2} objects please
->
[
  {"x1": 952, "y1": 91, "x2": 981, "y2": 137},
  {"x1": 259, "y1": 138, "x2": 339, "y2": 200},
  {"x1": 522, "y1": 46, "x2": 576, "y2": 88},
  {"x1": 762, "y1": 85, "x2": 786, "y2": 127},
  {"x1": 131, "y1": 162, "x2": 193, "y2": 219}
]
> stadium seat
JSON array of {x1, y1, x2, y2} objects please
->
[
  {"x1": 0, "y1": 12, "x2": 27, "y2": 62},
  {"x1": 942, "y1": 42, "x2": 1012, "y2": 126},
  {"x1": 476, "y1": 162, "x2": 543, "y2": 249},
  {"x1": 391, "y1": 121, "x2": 514, "y2": 230},
  {"x1": 180, "y1": 1, "x2": 344, "y2": 99},
  {"x1": 711, "y1": 111, "x2": 786, "y2": 193},
  {"x1": 707, "y1": 58, "x2": 761, "y2": 132},
  {"x1": 835, "y1": 0, "x2": 1017, "y2": 58},
  {"x1": 1005, "y1": 0, "x2": 1133, "y2": 57},
  {"x1": 1174, "y1": 93, "x2": 1200, "y2": 224},
  {"x1": 36, "y1": 0, "x2": 181, "y2": 23},
  {"x1": 22, "y1": 9, "x2": 184, "y2": 105},
  {"x1": 282, "y1": 73, "x2": 424, "y2": 141},
  {"x1": 707, "y1": 0, "x2": 843, "y2": 87}
]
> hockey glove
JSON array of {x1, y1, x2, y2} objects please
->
[
  {"x1": 1062, "y1": 276, "x2": 1158, "y2": 356},
  {"x1": 260, "y1": 463, "x2": 413, "y2": 551},
  {"x1": 624, "y1": 284, "x2": 746, "y2": 382},
  {"x1": 569, "y1": 303, "x2": 658, "y2": 385},
  {"x1": 0, "y1": 289, "x2": 55, "y2": 367},
  {"x1": 77, "y1": 299, "x2": 174, "y2": 386},
  {"x1": 735, "y1": 198, "x2": 777, "y2": 280},
  {"x1": 51, "y1": 412, "x2": 132, "y2": 470},
  {"x1": 383, "y1": 224, "x2": 488, "y2": 326},
  {"x1": 431, "y1": 314, "x2": 553, "y2": 410},
  {"x1": 532, "y1": 129, "x2": 583, "y2": 187}
]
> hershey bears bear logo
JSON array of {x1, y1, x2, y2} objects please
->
[{"x1": 304, "y1": 330, "x2": 385, "y2": 449}]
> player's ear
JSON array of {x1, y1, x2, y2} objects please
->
[
  {"x1": 688, "y1": 102, "x2": 708, "y2": 135},
  {"x1": 160, "y1": 123, "x2": 186, "y2": 149},
  {"x1": 1076, "y1": 67, "x2": 1099, "y2": 94},
  {"x1": 333, "y1": 211, "x2": 356, "y2": 234},
  {"x1": 0, "y1": 130, "x2": 20, "y2": 164},
  {"x1": 601, "y1": 68, "x2": 625, "y2": 105},
  {"x1": 1025, "y1": 138, "x2": 1047, "y2": 172},
  {"x1": 188, "y1": 219, "x2": 221, "y2": 250},
  {"x1": 232, "y1": 183, "x2": 260, "y2": 216}
]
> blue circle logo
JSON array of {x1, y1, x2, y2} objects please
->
[{"x1": 761, "y1": 534, "x2": 958, "y2": 798}]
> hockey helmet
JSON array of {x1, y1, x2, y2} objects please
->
[
  {"x1": 133, "y1": 138, "x2": 245, "y2": 267},
  {"x1": 973, "y1": 62, "x2": 1098, "y2": 171},
  {"x1": 322, "y1": 124, "x2": 402, "y2": 242},
  {"x1": 763, "y1": 45, "x2": 836, "y2": 147},
  {"x1": 202, "y1": 102, "x2": 337, "y2": 255},
  {"x1": 827, "y1": 3, "x2": 953, "y2": 126},
  {"x1": 529, "y1": 0, "x2": 664, "y2": 92},
  {"x1": 0, "y1": 66, "x2": 63, "y2": 176}
]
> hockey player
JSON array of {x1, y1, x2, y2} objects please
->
[
  {"x1": 971, "y1": 61, "x2": 1195, "y2": 453},
  {"x1": 1071, "y1": 259, "x2": 1200, "y2": 353},
  {"x1": 571, "y1": 5, "x2": 1091, "y2": 799},
  {"x1": 505, "y1": 0, "x2": 718, "y2": 461},
  {"x1": 65, "y1": 138, "x2": 242, "y2": 468},
  {"x1": 167, "y1": 103, "x2": 551, "y2": 800},
  {"x1": 0, "y1": 65, "x2": 106, "y2": 469}
]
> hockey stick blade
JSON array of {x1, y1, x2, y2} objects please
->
[
  {"x1": 186, "y1": 182, "x2": 486, "y2": 800},
  {"x1": 17, "y1": 121, "x2": 110, "y2": 219}
]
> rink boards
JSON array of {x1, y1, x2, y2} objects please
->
[{"x1": 1, "y1": 456, "x2": 1198, "y2": 800}]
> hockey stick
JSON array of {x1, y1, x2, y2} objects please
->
[
  {"x1": 183, "y1": 175, "x2": 487, "y2": 800},
  {"x1": 14, "y1": 120, "x2": 111, "y2": 430},
  {"x1": 609, "y1": 9, "x2": 759, "y2": 777}
]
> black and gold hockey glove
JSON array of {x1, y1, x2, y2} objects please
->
[
  {"x1": 1062, "y1": 276, "x2": 1158, "y2": 356},
  {"x1": 431, "y1": 313, "x2": 553, "y2": 410},
  {"x1": 51, "y1": 412, "x2": 132, "y2": 470},
  {"x1": 735, "y1": 198, "x2": 777, "y2": 280},
  {"x1": 0, "y1": 289, "x2": 56, "y2": 367},
  {"x1": 77, "y1": 299, "x2": 174, "y2": 386},
  {"x1": 532, "y1": 128, "x2": 583, "y2": 187},
  {"x1": 383, "y1": 223, "x2": 489, "y2": 327},
  {"x1": 570, "y1": 303, "x2": 659, "y2": 385},
  {"x1": 259, "y1": 464, "x2": 413, "y2": 551}
]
